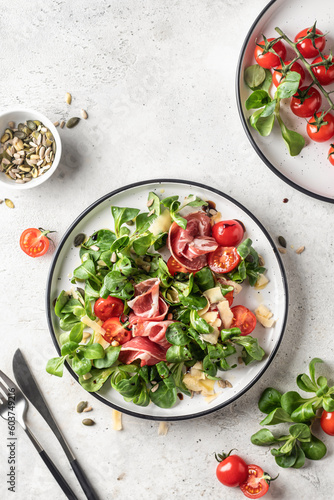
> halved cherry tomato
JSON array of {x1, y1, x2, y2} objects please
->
[
  {"x1": 320, "y1": 410, "x2": 334, "y2": 436},
  {"x1": 212, "y1": 220, "x2": 244, "y2": 247},
  {"x1": 311, "y1": 55, "x2": 334, "y2": 86},
  {"x1": 240, "y1": 465, "x2": 270, "y2": 498},
  {"x1": 231, "y1": 305, "x2": 256, "y2": 335},
  {"x1": 225, "y1": 291, "x2": 234, "y2": 307},
  {"x1": 167, "y1": 256, "x2": 190, "y2": 276},
  {"x1": 328, "y1": 144, "x2": 334, "y2": 166},
  {"x1": 216, "y1": 453, "x2": 248, "y2": 487},
  {"x1": 208, "y1": 247, "x2": 241, "y2": 274},
  {"x1": 254, "y1": 38, "x2": 286, "y2": 69},
  {"x1": 295, "y1": 27, "x2": 325, "y2": 58},
  {"x1": 307, "y1": 112, "x2": 334, "y2": 143},
  {"x1": 272, "y1": 60, "x2": 305, "y2": 88},
  {"x1": 290, "y1": 86, "x2": 322, "y2": 118},
  {"x1": 102, "y1": 317, "x2": 131, "y2": 345},
  {"x1": 94, "y1": 296, "x2": 124, "y2": 322},
  {"x1": 20, "y1": 228, "x2": 53, "y2": 258}
]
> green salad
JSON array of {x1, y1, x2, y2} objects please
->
[{"x1": 47, "y1": 191, "x2": 267, "y2": 409}]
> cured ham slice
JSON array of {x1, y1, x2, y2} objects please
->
[
  {"x1": 129, "y1": 297, "x2": 168, "y2": 325},
  {"x1": 132, "y1": 320, "x2": 174, "y2": 349},
  {"x1": 168, "y1": 211, "x2": 218, "y2": 271},
  {"x1": 127, "y1": 278, "x2": 161, "y2": 319},
  {"x1": 118, "y1": 337, "x2": 167, "y2": 367}
]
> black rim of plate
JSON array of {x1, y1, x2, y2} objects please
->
[
  {"x1": 46, "y1": 178, "x2": 289, "y2": 421},
  {"x1": 236, "y1": 0, "x2": 334, "y2": 204}
]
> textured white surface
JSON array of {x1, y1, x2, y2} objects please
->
[{"x1": 0, "y1": 1, "x2": 333, "y2": 499}]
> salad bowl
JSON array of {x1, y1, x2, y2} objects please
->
[{"x1": 46, "y1": 179, "x2": 288, "y2": 420}]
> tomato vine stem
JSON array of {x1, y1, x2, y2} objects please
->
[{"x1": 275, "y1": 27, "x2": 334, "y2": 113}]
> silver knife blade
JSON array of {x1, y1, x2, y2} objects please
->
[{"x1": 12, "y1": 348, "x2": 74, "y2": 461}]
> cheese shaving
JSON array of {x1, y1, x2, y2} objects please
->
[
  {"x1": 255, "y1": 304, "x2": 275, "y2": 328},
  {"x1": 158, "y1": 421, "x2": 169, "y2": 436},
  {"x1": 254, "y1": 274, "x2": 269, "y2": 290},
  {"x1": 183, "y1": 362, "x2": 216, "y2": 396},
  {"x1": 203, "y1": 287, "x2": 225, "y2": 304},
  {"x1": 217, "y1": 300, "x2": 233, "y2": 329},
  {"x1": 149, "y1": 210, "x2": 172, "y2": 236},
  {"x1": 205, "y1": 392, "x2": 221, "y2": 404},
  {"x1": 112, "y1": 410, "x2": 123, "y2": 431}
]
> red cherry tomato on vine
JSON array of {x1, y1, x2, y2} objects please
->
[
  {"x1": 254, "y1": 38, "x2": 286, "y2": 69},
  {"x1": 272, "y1": 61, "x2": 305, "y2": 88},
  {"x1": 290, "y1": 86, "x2": 322, "y2": 118},
  {"x1": 212, "y1": 220, "x2": 245, "y2": 247},
  {"x1": 20, "y1": 228, "x2": 54, "y2": 258},
  {"x1": 311, "y1": 55, "x2": 334, "y2": 86},
  {"x1": 167, "y1": 256, "x2": 191, "y2": 276},
  {"x1": 216, "y1": 453, "x2": 248, "y2": 487},
  {"x1": 231, "y1": 305, "x2": 256, "y2": 335},
  {"x1": 94, "y1": 296, "x2": 124, "y2": 321},
  {"x1": 102, "y1": 317, "x2": 131, "y2": 345},
  {"x1": 328, "y1": 144, "x2": 334, "y2": 166},
  {"x1": 320, "y1": 410, "x2": 334, "y2": 435},
  {"x1": 295, "y1": 27, "x2": 325, "y2": 58},
  {"x1": 307, "y1": 112, "x2": 334, "y2": 142},
  {"x1": 240, "y1": 465, "x2": 271, "y2": 499},
  {"x1": 208, "y1": 246, "x2": 241, "y2": 274}
]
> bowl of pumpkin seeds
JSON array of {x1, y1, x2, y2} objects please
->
[{"x1": 0, "y1": 109, "x2": 61, "y2": 189}]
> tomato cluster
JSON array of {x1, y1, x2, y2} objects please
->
[
  {"x1": 94, "y1": 296, "x2": 129, "y2": 344},
  {"x1": 254, "y1": 25, "x2": 334, "y2": 164},
  {"x1": 216, "y1": 452, "x2": 274, "y2": 498}
]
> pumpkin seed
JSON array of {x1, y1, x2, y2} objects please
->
[
  {"x1": 5, "y1": 198, "x2": 14, "y2": 208},
  {"x1": 27, "y1": 120, "x2": 37, "y2": 131},
  {"x1": 5, "y1": 128, "x2": 13, "y2": 139},
  {"x1": 74, "y1": 233, "x2": 86, "y2": 247},
  {"x1": 66, "y1": 92, "x2": 72, "y2": 105},
  {"x1": 1, "y1": 133, "x2": 10, "y2": 143},
  {"x1": 82, "y1": 418, "x2": 95, "y2": 426},
  {"x1": 18, "y1": 123, "x2": 25, "y2": 131},
  {"x1": 14, "y1": 131, "x2": 26, "y2": 140},
  {"x1": 76, "y1": 401, "x2": 88, "y2": 413},
  {"x1": 8, "y1": 121, "x2": 15, "y2": 129},
  {"x1": 66, "y1": 117, "x2": 80, "y2": 129}
]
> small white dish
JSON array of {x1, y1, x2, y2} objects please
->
[{"x1": 0, "y1": 108, "x2": 62, "y2": 190}]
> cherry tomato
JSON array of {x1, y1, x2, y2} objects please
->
[
  {"x1": 231, "y1": 305, "x2": 256, "y2": 335},
  {"x1": 167, "y1": 256, "x2": 190, "y2": 276},
  {"x1": 240, "y1": 465, "x2": 269, "y2": 499},
  {"x1": 254, "y1": 38, "x2": 286, "y2": 69},
  {"x1": 290, "y1": 86, "x2": 322, "y2": 118},
  {"x1": 311, "y1": 55, "x2": 334, "y2": 86},
  {"x1": 328, "y1": 144, "x2": 334, "y2": 166},
  {"x1": 307, "y1": 112, "x2": 334, "y2": 142},
  {"x1": 94, "y1": 296, "x2": 124, "y2": 322},
  {"x1": 212, "y1": 220, "x2": 244, "y2": 247},
  {"x1": 225, "y1": 291, "x2": 234, "y2": 307},
  {"x1": 20, "y1": 228, "x2": 53, "y2": 258},
  {"x1": 216, "y1": 453, "x2": 248, "y2": 487},
  {"x1": 102, "y1": 317, "x2": 131, "y2": 345},
  {"x1": 208, "y1": 247, "x2": 241, "y2": 274},
  {"x1": 295, "y1": 27, "x2": 325, "y2": 58},
  {"x1": 320, "y1": 410, "x2": 334, "y2": 436},
  {"x1": 272, "y1": 60, "x2": 305, "y2": 88}
]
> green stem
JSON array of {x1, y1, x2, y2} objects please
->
[{"x1": 275, "y1": 27, "x2": 334, "y2": 112}]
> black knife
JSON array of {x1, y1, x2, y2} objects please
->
[{"x1": 13, "y1": 348, "x2": 100, "y2": 500}]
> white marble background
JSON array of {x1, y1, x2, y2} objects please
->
[{"x1": 1, "y1": 1, "x2": 333, "y2": 499}]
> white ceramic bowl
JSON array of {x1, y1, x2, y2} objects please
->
[{"x1": 0, "y1": 108, "x2": 62, "y2": 190}]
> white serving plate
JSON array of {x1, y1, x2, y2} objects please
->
[
  {"x1": 46, "y1": 179, "x2": 288, "y2": 421},
  {"x1": 236, "y1": 0, "x2": 334, "y2": 203}
]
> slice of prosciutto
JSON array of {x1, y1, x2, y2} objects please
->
[
  {"x1": 132, "y1": 320, "x2": 174, "y2": 349},
  {"x1": 127, "y1": 278, "x2": 161, "y2": 319},
  {"x1": 168, "y1": 211, "x2": 218, "y2": 271},
  {"x1": 129, "y1": 297, "x2": 169, "y2": 325},
  {"x1": 118, "y1": 337, "x2": 167, "y2": 367}
]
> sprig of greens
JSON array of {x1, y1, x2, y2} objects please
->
[{"x1": 250, "y1": 358, "x2": 332, "y2": 468}]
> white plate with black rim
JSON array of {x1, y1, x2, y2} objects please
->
[
  {"x1": 236, "y1": 0, "x2": 334, "y2": 203},
  {"x1": 46, "y1": 179, "x2": 288, "y2": 421}
]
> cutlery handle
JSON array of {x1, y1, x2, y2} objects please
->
[
  {"x1": 70, "y1": 459, "x2": 100, "y2": 500},
  {"x1": 25, "y1": 427, "x2": 78, "y2": 500}
]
